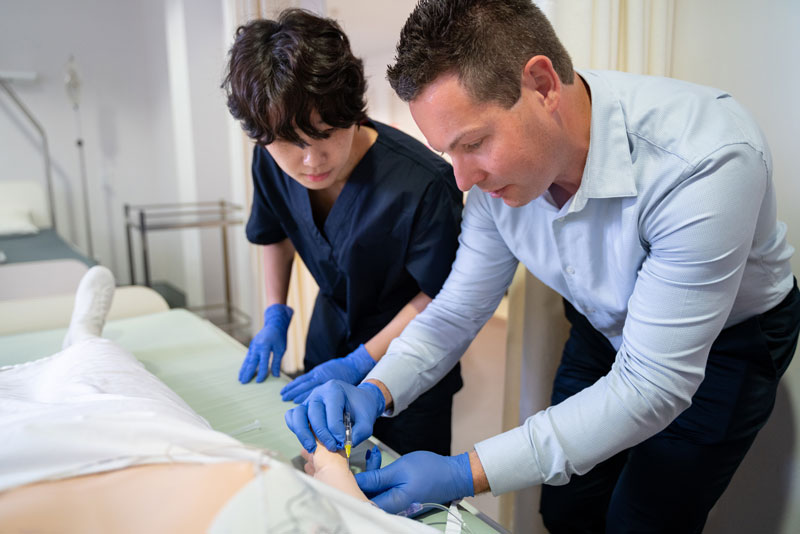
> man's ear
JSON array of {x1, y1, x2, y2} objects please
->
[{"x1": 520, "y1": 55, "x2": 562, "y2": 112}]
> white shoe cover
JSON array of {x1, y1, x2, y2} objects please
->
[{"x1": 62, "y1": 266, "x2": 116, "y2": 348}]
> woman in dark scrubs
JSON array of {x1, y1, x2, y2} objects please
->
[{"x1": 222, "y1": 9, "x2": 463, "y2": 455}]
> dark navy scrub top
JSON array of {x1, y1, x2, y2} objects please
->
[{"x1": 246, "y1": 119, "x2": 463, "y2": 369}]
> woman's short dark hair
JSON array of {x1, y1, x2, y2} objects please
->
[
  {"x1": 387, "y1": 0, "x2": 574, "y2": 108},
  {"x1": 222, "y1": 9, "x2": 367, "y2": 146}
]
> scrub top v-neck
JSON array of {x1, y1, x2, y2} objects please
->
[
  {"x1": 246, "y1": 119, "x2": 463, "y2": 367},
  {"x1": 301, "y1": 153, "x2": 362, "y2": 246}
]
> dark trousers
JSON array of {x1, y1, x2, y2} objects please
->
[{"x1": 541, "y1": 281, "x2": 800, "y2": 534}]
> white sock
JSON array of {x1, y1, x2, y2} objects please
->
[{"x1": 62, "y1": 266, "x2": 116, "y2": 349}]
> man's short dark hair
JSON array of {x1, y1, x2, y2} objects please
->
[
  {"x1": 222, "y1": 9, "x2": 367, "y2": 146},
  {"x1": 387, "y1": 0, "x2": 574, "y2": 107}
]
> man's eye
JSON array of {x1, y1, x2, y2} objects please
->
[{"x1": 464, "y1": 139, "x2": 483, "y2": 151}]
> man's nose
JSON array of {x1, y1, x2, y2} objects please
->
[{"x1": 452, "y1": 157, "x2": 484, "y2": 192}]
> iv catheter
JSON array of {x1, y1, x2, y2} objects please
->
[{"x1": 344, "y1": 411, "x2": 353, "y2": 467}]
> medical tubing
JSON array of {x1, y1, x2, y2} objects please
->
[{"x1": 413, "y1": 502, "x2": 475, "y2": 534}]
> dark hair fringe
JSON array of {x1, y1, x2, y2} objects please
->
[{"x1": 222, "y1": 9, "x2": 368, "y2": 146}]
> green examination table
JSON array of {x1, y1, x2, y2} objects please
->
[{"x1": 0, "y1": 308, "x2": 507, "y2": 533}]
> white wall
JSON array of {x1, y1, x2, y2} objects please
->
[
  {"x1": 0, "y1": 0, "x2": 246, "y2": 312},
  {"x1": 179, "y1": 0, "x2": 241, "y2": 308},
  {"x1": 328, "y1": 0, "x2": 424, "y2": 140},
  {"x1": 1, "y1": 0, "x2": 175, "y2": 272},
  {"x1": 672, "y1": 2, "x2": 800, "y2": 532}
]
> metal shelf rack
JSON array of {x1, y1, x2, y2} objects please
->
[{"x1": 124, "y1": 200, "x2": 249, "y2": 339}]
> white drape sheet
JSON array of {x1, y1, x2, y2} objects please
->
[
  {"x1": 0, "y1": 338, "x2": 258, "y2": 492},
  {"x1": 0, "y1": 337, "x2": 435, "y2": 533}
]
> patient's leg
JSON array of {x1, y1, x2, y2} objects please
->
[
  {"x1": 8, "y1": 265, "x2": 206, "y2": 427},
  {"x1": 62, "y1": 265, "x2": 115, "y2": 348}
]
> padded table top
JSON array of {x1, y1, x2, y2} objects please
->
[{"x1": 0, "y1": 309, "x2": 302, "y2": 461}]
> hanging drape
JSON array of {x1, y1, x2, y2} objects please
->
[
  {"x1": 539, "y1": 0, "x2": 674, "y2": 75},
  {"x1": 500, "y1": 2, "x2": 674, "y2": 531}
]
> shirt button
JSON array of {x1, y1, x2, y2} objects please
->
[
  {"x1": 565, "y1": 266, "x2": 575, "y2": 275},
  {"x1": 587, "y1": 308, "x2": 596, "y2": 314}
]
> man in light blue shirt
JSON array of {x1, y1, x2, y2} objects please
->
[{"x1": 285, "y1": 0, "x2": 800, "y2": 530}]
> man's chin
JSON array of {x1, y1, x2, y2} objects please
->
[{"x1": 502, "y1": 196, "x2": 526, "y2": 208}]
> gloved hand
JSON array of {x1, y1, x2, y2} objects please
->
[
  {"x1": 239, "y1": 304, "x2": 293, "y2": 384},
  {"x1": 355, "y1": 451, "x2": 475, "y2": 515},
  {"x1": 280, "y1": 344, "x2": 376, "y2": 403},
  {"x1": 365, "y1": 445, "x2": 382, "y2": 472},
  {"x1": 284, "y1": 379, "x2": 385, "y2": 453}
]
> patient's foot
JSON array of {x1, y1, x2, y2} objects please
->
[{"x1": 62, "y1": 266, "x2": 116, "y2": 348}]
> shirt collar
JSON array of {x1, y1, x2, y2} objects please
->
[{"x1": 568, "y1": 70, "x2": 637, "y2": 214}]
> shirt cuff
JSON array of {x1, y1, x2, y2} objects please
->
[
  {"x1": 364, "y1": 356, "x2": 423, "y2": 416},
  {"x1": 474, "y1": 427, "x2": 546, "y2": 495}
]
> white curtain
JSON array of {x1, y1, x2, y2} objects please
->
[
  {"x1": 230, "y1": 0, "x2": 327, "y2": 374},
  {"x1": 538, "y1": 0, "x2": 674, "y2": 74},
  {"x1": 500, "y1": 2, "x2": 674, "y2": 531}
]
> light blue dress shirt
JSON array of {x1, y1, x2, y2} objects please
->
[{"x1": 365, "y1": 70, "x2": 794, "y2": 495}]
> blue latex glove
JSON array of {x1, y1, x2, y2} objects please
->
[
  {"x1": 355, "y1": 451, "x2": 475, "y2": 515},
  {"x1": 280, "y1": 344, "x2": 376, "y2": 403},
  {"x1": 239, "y1": 304, "x2": 293, "y2": 384},
  {"x1": 365, "y1": 445, "x2": 382, "y2": 472},
  {"x1": 284, "y1": 379, "x2": 385, "y2": 453}
]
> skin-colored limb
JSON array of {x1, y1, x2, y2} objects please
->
[
  {"x1": 468, "y1": 450, "x2": 490, "y2": 494},
  {"x1": 301, "y1": 439, "x2": 369, "y2": 502},
  {"x1": 358, "y1": 291, "x2": 434, "y2": 411},
  {"x1": 363, "y1": 291, "x2": 432, "y2": 362},
  {"x1": 0, "y1": 462, "x2": 263, "y2": 532},
  {"x1": 261, "y1": 238, "x2": 296, "y2": 307},
  {"x1": 364, "y1": 378, "x2": 395, "y2": 412},
  {"x1": 264, "y1": 241, "x2": 430, "y2": 354}
]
